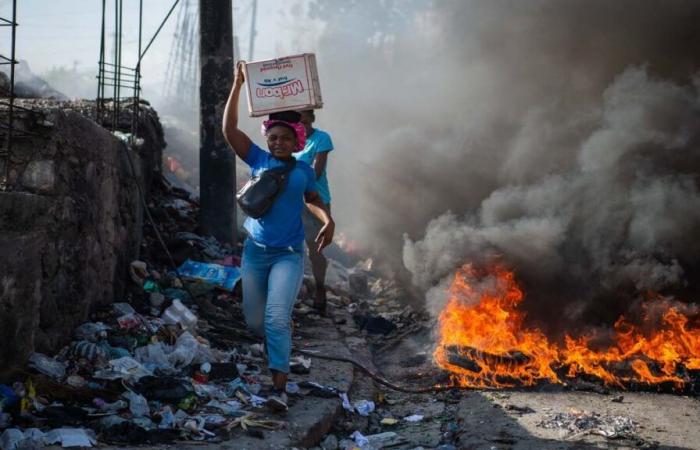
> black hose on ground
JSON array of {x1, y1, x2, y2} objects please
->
[{"x1": 292, "y1": 348, "x2": 478, "y2": 394}]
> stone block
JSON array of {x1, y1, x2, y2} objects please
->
[
  {"x1": 0, "y1": 104, "x2": 163, "y2": 365},
  {"x1": 21, "y1": 160, "x2": 56, "y2": 194}
]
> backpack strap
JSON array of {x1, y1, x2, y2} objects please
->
[{"x1": 266, "y1": 158, "x2": 296, "y2": 176}]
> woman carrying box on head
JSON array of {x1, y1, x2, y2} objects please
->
[{"x1": 222, "y1": 61, "x2": 335, "y2": 412}]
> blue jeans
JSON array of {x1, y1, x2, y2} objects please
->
[{"x1": 241, "y1": 238, "x2": 304, "y2": 373}]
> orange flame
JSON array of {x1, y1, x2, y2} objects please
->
[{"x1": 433, "y1": 264, "x2": 700, "y2": 389}]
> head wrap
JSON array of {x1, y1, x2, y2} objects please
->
[{"x1": 261, "y1": 119, "x2": 306, "y2": 151}]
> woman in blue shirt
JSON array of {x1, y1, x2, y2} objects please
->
[{"x1": 222, "y1": 62, "x2": 335, "y2": 411}]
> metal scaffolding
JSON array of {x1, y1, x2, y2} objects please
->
[
  {"x1": 96, "y1": 0, "x2": 180, "y2": 139},
  {"x1": 0, "y1": 0, "x2": 33, "y2": 191},
  {"x1": 162, "y1": 0, "x2": 199, "y2": 121}
]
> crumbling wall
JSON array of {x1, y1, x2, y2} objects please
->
[{"x1": 0, "y1": 103, "x2": 164, "y2": 370}]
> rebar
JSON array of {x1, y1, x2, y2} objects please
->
[
  {"x1": 96, "y1": 0, "x2": 179, "y2": 137},
  {"x1": 0, "y1": 0, "x2": 18, "y2": 191}
]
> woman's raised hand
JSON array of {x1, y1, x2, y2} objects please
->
[{"x1": 234, "y1": 61, "x2": 246, "y2": 87}]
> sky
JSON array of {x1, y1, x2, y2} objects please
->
[{"x1": 0, "y1": 0, "x2": 288, "y2": 92}]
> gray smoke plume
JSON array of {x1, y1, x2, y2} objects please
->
[{"x1": 305, "y1": 0, "x2": 700, "y2": 332}]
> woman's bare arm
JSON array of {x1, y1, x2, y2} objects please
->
[
  {"x1": 312, "y1": 152, "x2": 328, "y2": 179},
  {"x1": 222, "y1": 61, "x2": 253, "y2": 160},
  {"x1": 304, "y1": 191, "x2": 335, "y2": 251}
]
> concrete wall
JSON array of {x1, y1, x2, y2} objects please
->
[{"x1": 0, "y1": 105, "x2": 164, "y2": 370}]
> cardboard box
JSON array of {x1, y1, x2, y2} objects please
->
[{"x1": 243, "y1": 53, "x2": 323, "y2": 117}]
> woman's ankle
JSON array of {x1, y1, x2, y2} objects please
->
[{"x1": 271, "y1": 370, "x2": 288, "y2": 391}]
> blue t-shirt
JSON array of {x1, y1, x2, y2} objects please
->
[
  {"x1": 294, "y1": 128, "x2": 334, "y2": 204},
  {"x1": 242, "y1": 143, "x2": 317, "y2": 248}
]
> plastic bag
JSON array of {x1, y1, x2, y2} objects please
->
[
  {"x1": 28, "y1": 353, "x2": 67, "y2": 380},
  {"x1": 44, "y1": 428, "x2": 96, "y2": 448},
  {"x1": 125, "y1": 391, "x2": 150, "y2": 418},
  {"x1": 74, "y1": 322, "x2": 110, "y2": 342},
  {"x1": 135, "y1": 342, "x2": 176, "y2": 373},
  {"x1": 176, "y1": 260, "x2": 241, "y2": 291},
  {"x1": 93, "y1": 357, "x2": 152, "y2": 382}
]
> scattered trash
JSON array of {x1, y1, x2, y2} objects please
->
[
  {"x1": 0, "y1": 385, "x2": 19, "y2": 410},
  {"x1": 157, "y1": 406, "x2": 176, "y2": 429},
  {"x1": 162, "y1": 299, "x2": 198, "y2": 331},
  {"x1": 117, "y1": 313, "x2": 144, "y2": 330},
  {"x1": 380, "y1": 417, "x2": 398, "y2": 426},
  {"x1": 176, "y1": 259, "x2": 241, "y2": 291},
  {"x1": 350, "y1": 431, "x2": 402, "y2": 448},
  {"x1": 65, "y1": 375, "x2": 87, "y2": 389},
  {"x1": 74, "y1": 322, "x2": 110, "y2": 342},
  {"x1": 353, "y1": 314, "x2": 397, "y2": 335},
  {"x1": 93, "y1": 398, "x2": 128, "y2": 413},
  {"x1": 93, "y1": 356, "x2": 152, "y2": 382},
  {"x1": 505, "y1": 404, "x2": 536, "y2": 415},
  {"x1": 350, "y1": 430, "x2": 369, "y2": 447},
  {"x1": 322, "y1": 433, "x2": 339, "y2": 450},
  {"x1": 129, "y1": 261, "x2": 149, "y2": 286},
  {"x1": 44, "y1": 428, "x2": 97, "y2": 448},
  {"x1": 353, "y1": 399, "x2": 375, "y2": 416},
  {"x1": 68, "y1": 340, "x2": 107, "y2": 363},
  {"x1": 126, "y1": 391, "x2": 150, "y2": 418},
  {"x1": 249, "y1": 395, "x2": 267, "y2": 408},
  {"x1": 537, "y1": 410, "x2": 637, "y2": 439},
  {"x1": 289, "y1": 355, "x2": 311, "y2": 374},
  {"x1": 113, "y1": 302, "x2": 136, "y2": 316},
  {"x1": 133, "y1": 376, "x2": 194, "y2": 403},
  {"x1": 404, "y1": 414, "x2": 424, "y2": 422},
  {"x1": 1, "y1": 429, "x2": 24, "y2": 450},
  {"x1": 611, "y1": 395, "x2": 624, "y2": 403},
  {"x1": 435, "y1": 445, "x2": 457, "y2": 450},
  {"x1": 348, "y1": 271, "x2": 369, "y2": 296},
  {"x1": 2, "y1": 427, "x2": 96, "y2": 449},
  {"x1": 28, "y1": 353, "x2": 67, "y2": 380},
  {"x1": 206, "y1": 400, "x2": 243, "y2": 416},
  {"x1": 340, "y1": 392, "x2": 353, "y2": 413},
  {"x1": 206, "y1": 362, "x2": 239, "y2": 381},
  {"x1": 143, "y1": 280, "x2": 161, "y2": 293},
  {"x1": 298, "y1": 381, "x2": 343, "y2": 398}
]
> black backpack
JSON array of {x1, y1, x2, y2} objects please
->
[{"x1": 236, "y1": 159, "x2": 296, "y2": 219}]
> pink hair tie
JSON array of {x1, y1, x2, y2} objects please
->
[{"x1": 261, "y1": 119, "x2": 307, "y2": 151}]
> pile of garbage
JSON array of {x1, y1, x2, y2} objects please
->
[{"x1": 0, "y1": 250, "x2": 311, "y2": 448}]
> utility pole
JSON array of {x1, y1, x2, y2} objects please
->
[{"x1": 199, "y1": 0, "x2": 236, "y2": 245}]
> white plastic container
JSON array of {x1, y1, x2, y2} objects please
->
[
  {"x1": 162, "y1": 299, "x2": 197, "y2": 330},
  {"x1": 243, "y1": 53, "x2": 323, "y2": 117}
]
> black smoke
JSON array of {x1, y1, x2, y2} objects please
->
[{"x1": 307, "y1": 0, "x2": 700, "y2": 333}]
